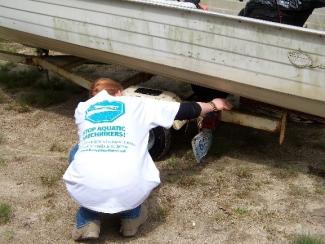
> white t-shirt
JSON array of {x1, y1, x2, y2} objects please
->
[{"x1": 63, "y1": 90, "x2": 180, "y2": 213}]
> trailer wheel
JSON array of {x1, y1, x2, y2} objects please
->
[{"x1": 148, "y1": 127, "x2": 171, "y2": 161}]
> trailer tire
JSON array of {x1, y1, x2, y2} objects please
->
[{"x1": 148, "y1": 127, "x2": 171, "y2": 161}]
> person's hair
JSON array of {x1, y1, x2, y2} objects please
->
[{"x1": 90, "y1": 78, "x2": 123, "y2": 97}]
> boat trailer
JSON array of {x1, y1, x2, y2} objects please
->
[{"x1": 0, "y1": 49, "x2": 288, "y2": 145}]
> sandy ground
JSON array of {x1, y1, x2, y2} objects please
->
[{"x1": 0, "y1": 52, "x2": 324, "y2": 243}]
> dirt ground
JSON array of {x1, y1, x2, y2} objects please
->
[{"x1": 0, "y1": 44, "x2": 324, "y2": 244}]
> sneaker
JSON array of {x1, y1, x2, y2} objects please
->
[
  {"x1": 71, "y1": 220, "x2": 101, "y2": 241},
  {"x1": 120, "y1": 205, "x2": 148, "y2": 237}
]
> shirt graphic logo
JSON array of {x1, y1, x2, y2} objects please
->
[{"x1": 85, "y1": 100, "x2": 125, "y2": 123}]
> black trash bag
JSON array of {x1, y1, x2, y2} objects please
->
[{"x1": 239, "y1": 0, "x2": 325, "y2": 27}]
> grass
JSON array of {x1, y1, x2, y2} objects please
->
[
  {"x1": 49, "y1": 142, "x2": 66, "y2": 153},
  {"x1": 0, "y1": 90, "x2": 7, "y2": 103},
  {"x1": 3, "y1": 230, "x2": 15, "y2": 241},
  {"x1": 270, "y1": 164, "x2": 299, "y2": 179},
  {"x1": 177, "y1": 175, "x2": 197, "y2": 187},
  {"x1": 0, "y1": 202, "x2": 12, "y2": 224},
  {"x1": 165, "y1": 157, "x2": 179, "y2": 169},
  {"x1": 257, "y1": 208, "x2": 278, "y2": 222},
  {"x1": 235, "y1": 166, "x2": 252, "y2": 178},
  {"x1": 0, "y1": 157, "x2": 7, "y2": 167},
  {"x1": 0, "y1": 65, "x2": 85, "y2": 108},
  {"x1": 233, "y1": 207, "x2": 248, "y2": 215},
  {"x1": 0, "y1": 68, "x2": 42, "y2": 89},
  {"x1": 0, "y1": 133, "x2": 5, "y2": 144},
  {"x1": 0, "y1": 41, "x2": 17, "y2": 53},
  {"x1": 59, "y1": 156, "x2": 68, "y2": 162},
  {"x1": 312, "y1": 138, "x2": 325, "y2": 150},
  {"x1": 18, "y1": 90, "x2": 68, "y2": 108},
  {"x1": 292, "y1": 234, "x2": 324, "y2": 244},
  {"x1": 40, "y1": 174, "x2": 61, "y2": 187},
  {"x1": 40, "y1": 165, "x2": 66, "y2": 187},
  {"x1": 314, "y1": 180, "x2": 325, "y2": 195},
  {"x1": 235, "y1": 188, "x2": 252, "y2": 199},
  {"x1": 151, "y1": 206, "x2": 169, "y2": 222},
  {"x1": 288, "y1": 184, "x2": 310, "y2": 198},
  {"x1": 4, "y1": 102, "x2": 31, "y2": 113},
  {"x1": 44, "y1": 212, "x2": 57, "y2": 222}
]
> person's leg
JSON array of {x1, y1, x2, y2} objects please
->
[
  {"x1": 76, "y1": 207, "x2": 101, "y2": 228},
  {"x1": 120, "y1": 205, "x2": 148, "y2": 237},
  {"x1": 68, "y1": 144, "x2": 79, "y2": 164},
  {"x1": 72, "y1": 207, "x2": 101, "y2": 241}
]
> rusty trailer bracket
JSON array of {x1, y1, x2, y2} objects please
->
[{"x1": 220, "y1": 109, "x2": 287, "y2": 144}]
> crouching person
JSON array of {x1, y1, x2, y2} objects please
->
[{"x1": 63, "y1": 78, "x2": 232, "y2": 241}]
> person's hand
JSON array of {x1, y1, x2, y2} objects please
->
[{"x1": 210, "y1": 98, "x2": 233, "y2": 111}]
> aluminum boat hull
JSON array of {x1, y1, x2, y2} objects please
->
[{"x1": 0, "y1": 0, "x2": 324, "y2": 117}]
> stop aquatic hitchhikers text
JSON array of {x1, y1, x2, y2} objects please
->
[{"x1": 83, "y1": 125, "x2": 126, "y2": 140}]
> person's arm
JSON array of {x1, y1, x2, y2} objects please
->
[{"x1": 175, "y1": 98, "x2": 233, "y2": 120}]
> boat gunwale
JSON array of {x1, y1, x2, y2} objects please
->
[{"x1": 29, "y1": 0, "x2": 325, "y2": 36}]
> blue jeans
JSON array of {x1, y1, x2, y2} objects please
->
[{"x1": 68, "y1": 144, "x2": 141, "y2": 228}]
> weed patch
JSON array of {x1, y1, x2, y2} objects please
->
[
  {"x1": 0, "y1": 66, "x2": 84, "y2": 108},
  {"x1": 177, "y1": 175, "x2": 196, "y2": 187},
  {"x1": 44, "y1": 212, "x2": 57, "y2": 222},
  {"x1": 270, "y1": 164, "x2": 299, "y2": 179},
  {"x1": 40, "y1": 175, "x2": 60, "y2": 187},
  {"x1": 0, "y1": 69, "x2": 42, "y2": 89},
  {"x1": 292, "y1": 234, "x2": 324, "y2": 244},
  {"x1": 0, "y1": 133, "x2": 5, "y2": 144},
  {"x1": 0, "y1": 157, "x2": 7, "y2": 167},
  {"x1": 0, "y1": 41, "x2": 17, "y2": 52},
  {"x1": 235, "y1": 188, "x2": 252, "y2": 199},
  {"x1": 3, "y1": 230, "x2": 15, "y2": 241},
  {"x1": 18, "y1": 90, "x2": 68, "y2": 107},
  {"x1": 288, "y1": 184, "x2": 310, "y2": 198},
  {"x1": 233, "y1": 207, "x2": 248, "y2": 215},
  {"x1": 165, "y1": 157, "x2": 179, "y2": 169},
  {"x1": 151, "y1": 206, "x2": 169, "y2": 222},
  {"x1": 0, "y1": 202, "x2": 12, "y2": 224},
  {"x1": 40, "y1": 165, "x2": 66, "y2": 187},
  {"x1": 0, "y1": 61, "x2": 16, "y2": 72},
  {"x1": 4, "y1": 102, "x2": 31, "y2": 113},
  {"x1": 0, "y1": 90, "x2": 8, "y2": 103},
  {"x1": 235, "y1": 166, "x2": 252, "y2": 179}
]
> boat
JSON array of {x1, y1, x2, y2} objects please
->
[{"x1": 0, "y1": 0, "x2": 324, "y2": 117}]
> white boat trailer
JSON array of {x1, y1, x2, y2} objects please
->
[{"x1": 0, "y1": 49, "x2": 288, "y2": 146}]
